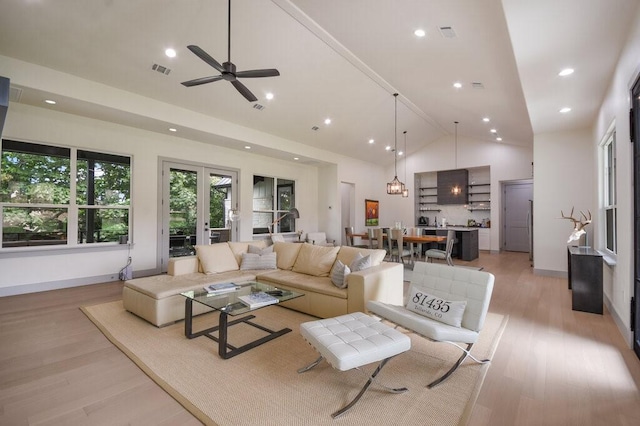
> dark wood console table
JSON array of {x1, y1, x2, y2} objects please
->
[{"x1": 567, "y1": 246, "x2": 603, "y2": 314}]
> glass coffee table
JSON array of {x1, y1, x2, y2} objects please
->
[{"x1": 181, "y1": 282, "x2": 302, "y2": 359}]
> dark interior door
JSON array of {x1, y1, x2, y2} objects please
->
[{"x1": 632, "y1": 73, "x2": 640, "y2": 359}]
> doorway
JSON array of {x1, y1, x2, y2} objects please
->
[
  {"x1": 502, "y1": 180, "x2": 533, "y2": 253},
  {"x1": 340, "y1": 182, "x2": 355, "y2": 245},
  {"x1": 159, "y1": 161, "x2": 238, "y2": 272}
]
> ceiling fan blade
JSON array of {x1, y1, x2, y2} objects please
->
[
  {"x1": 181, "y1": 75, "x2": 224, "y2": 87},
  {"x1": 235, "y1": 68, "x2": 280, "y2": 78},
  {"x1": 231, "y1": 80, "x2": 258, "y2": 102},
  {"x1": 187, "y1": 45, "x2": 225, "y2": 73}
]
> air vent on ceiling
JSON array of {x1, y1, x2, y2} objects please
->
[
  {"x1": 311, "y1": 126, "x2": 319, "y2": 131},
  {"x1": 438, "y1": 26, "x2": 457, "y2": 38},
  {"x1": 9, "y1": 86, "x2": 22, "y2": 102},
  {"x1": 471, "y1": 82, "x2": 484, "y2": 89},
  {"x1": 151, "y1": 64, "x2": 171, "y2": 75},
  {"x1": 253, "y1": 103, "x2": 265, "y2": 111}
]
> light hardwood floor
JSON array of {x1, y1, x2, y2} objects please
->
[{"x1": 1, "y1": 251, "x2": 639, "y2": 425}]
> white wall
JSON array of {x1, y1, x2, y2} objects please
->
[
  {"x1": 0, "y1": 100, "x2": 386, "y2": 295},
  {"x1": 386, "y1": 133, "x2": 533, "y2": 252},
  {"x1": 591, "y1": 5, "x2": 640, "y2": 341},
  {"x1": 533, "y1": 128, "x2": 595, "y2": 274}
]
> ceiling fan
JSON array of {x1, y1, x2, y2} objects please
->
[{"x1": 181, "y1": 0, "x2": 280, "y2": 102}]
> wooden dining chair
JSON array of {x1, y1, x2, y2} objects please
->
[{"x1": 345, "y1": 226, "x2": 368, "y2": 248}]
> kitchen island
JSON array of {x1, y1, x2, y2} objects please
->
[{"x1": 419, "y1": 226, "x2": 480, "y2": 261}]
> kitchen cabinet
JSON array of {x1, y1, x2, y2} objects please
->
[
  {"x1": 478, "y1": 228, "x2": 490, "y2": 250},
  {"x1": 422, "y1": 227, "x2": 478, "y2": 261},
  {"x1": 458, "y1": 229, "x2": 478, "y2": 261}
]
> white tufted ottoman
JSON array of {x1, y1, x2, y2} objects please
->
[{"x1": 298, "y1": 312, "x2": 411, "y2": 418}]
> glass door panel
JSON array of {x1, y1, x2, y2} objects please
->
[
  {"x1": 161, "y1": 161, "x2": 238, "y2": 272},
  {"x1": 168, "y1": 168, "x2": 198, "y2": 257}
]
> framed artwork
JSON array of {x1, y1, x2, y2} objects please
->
[{"x1": 365, "y1": 199, "x2": 379, "y2": 226}]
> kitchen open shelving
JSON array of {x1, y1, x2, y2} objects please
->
[
  {"x1": 467, "y1": 183, "x2": 490, "y2": 211},
  {"x1": 418, "y1": 186, "x2": 441, "y2": 212}
]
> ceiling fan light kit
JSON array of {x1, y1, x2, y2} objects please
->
[
  {"x1": 387, "y1": 93, "x2": 406, "y2": 195},
  {"x1": 181, "y1": 0, "x2": 280, "y2": 102}
]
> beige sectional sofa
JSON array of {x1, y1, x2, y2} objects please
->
[{"x1": 123, "y1": 240, "x2": 404, "y2": 327}]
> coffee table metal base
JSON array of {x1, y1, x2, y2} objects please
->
[{"x1": 184, "y1": 298, "x2": 291, "y2": 359}]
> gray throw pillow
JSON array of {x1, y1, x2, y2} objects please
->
[
  {"x1": 349, "y1": 253, "x2": 371, "y2": 272},
  {"x1": 330, "y1": 260, "x2": 351, "y2": 289},
  {"x1": 240, "y1": 252, "x2": 277, "y2": 270}
]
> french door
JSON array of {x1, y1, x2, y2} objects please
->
[{"x1": 160, "y1": 161, "x2": 238, "y2": 272}]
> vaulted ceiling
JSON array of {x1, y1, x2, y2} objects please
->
[{"x1": 0, "y1": 0, "x2": 637, "y2": 166}]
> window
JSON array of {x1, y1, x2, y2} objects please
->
[
  {"x1": 252, "y1": 175, "x2": 296, "y2": 234},
  {"x1": 602, "y1": 131, "x2": 616, "y2": 253},
  {"x1": 1, "y1": 140, "x2": 131, "y2": 248}
]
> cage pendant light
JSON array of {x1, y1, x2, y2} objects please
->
[
  {"x1": 401, "y1": 130, "x2": 409, "y2": 197},
  {"x1": 387, "y1": 93, "x2": 405, "y2": 195}
]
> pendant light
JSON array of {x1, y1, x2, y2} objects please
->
[
  {"x1": 401, "y1": 130, "x2": 409, "y2": 198},
  {"x1": 451, "y1": 121, "x2": 461, "y2": 195},
  {"x1": 386, "y1": 93, "x2": 405, "y2": 195}
]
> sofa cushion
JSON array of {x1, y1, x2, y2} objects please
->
[
  {"x1": 292, "y1": 243, "x2": 340, "y2": 277},
  {"x1": 228, "y1": 240, "x2": 268, "y2": 264},
  {"x1": 125, "y1": 271, "x2": 258, "y2": 300},
  {"x1": 240, "y1": 252, "x2": 277, "y2": 270},
  {"x1": 273, "y1": 242, "x2": 303, "y2": 270},
  {"x1": 257, "y1": 269, "x2": 348, "y2": 299},
  {"x1": 195, "y1": 243, "x2": 239, "y2": 274},
  {"x1": 248, "y1": 244, "x2": 273, "y2": 255},
  {"x1": 336, "y1": 246, "x2": 386, "y2": 267}
]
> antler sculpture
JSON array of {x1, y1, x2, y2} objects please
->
[{"x1": 560, "y1": 207, "x2": 592, "y2": 243}]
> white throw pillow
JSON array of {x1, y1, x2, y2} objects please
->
[
  {"x1": 240, "y1": 252, "x2": 277, "y2": 270},
  {"x1": 405, "y1": 285, "x2": 467, "y2": 328},
  {"x1": 349, "y1": 253, "x2": 371, "y2": 272},
  {"x1": 330, "y1": 260, "x2": 351, "y2": 289}
]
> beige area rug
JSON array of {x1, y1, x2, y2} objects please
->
[{"x1": 81, "y1": 301, "x2": 507, "y2": 426}]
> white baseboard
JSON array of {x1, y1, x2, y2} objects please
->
[{"x1": 0, "y1": 268, "x2": 160, "y2": 297}]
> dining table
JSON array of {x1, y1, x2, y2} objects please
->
[{"x1": 347, "y1": 231, "x2": 446, "y2": 264}]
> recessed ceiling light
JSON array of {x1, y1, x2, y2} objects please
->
[
  {"x1": 244, "y1": 145, "x2": 251, "y2": 149},
  {"x1": 490, "y1": 128, "x2": 497, "y2": 133},
  {"x1": 168, "y1": 127, "x2": 177, "y2": 132},
  {"x1": 385, "y1": 146, "x2": 392, "y2": 151},
  {"x1": 369, "y1": 139, "x2": 375, "y2": 144},
  {"x1": 398, "y1": 151, "x2": 404, "y2": 156},
  {"x1": 44, "y1": 99, "x2": 56, "y2": 105},
  {"x1": 414, "y1": 29, "x2": 426, "y2": 37},
  {"x1": 559, "y1": 107, "x2": 572, "y2": 113},
  {"x1": 293, "y1": 157, "x2": 299, "y2": 161},
  {"x1": 324, "y1": 118, "x2": 331, "y2": 125},
  {"x1": 482, "y1": 117, "x2": 490, "y2": 122},
  {"x1": 558, "y1": 68, "x2": 574, "y2": 77},
  {"x1": 496, "y1": 137, "x2": 503, "y2": 141},
  {"x1": 453, "y1": 82, "x2": 462, "y2": 89},
  {"x1": 265, "y1": 92, "x2": 274, "y2": 100},
  {"x1": 165, "y1": 48, "x2": 176, "y2": 58}
]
